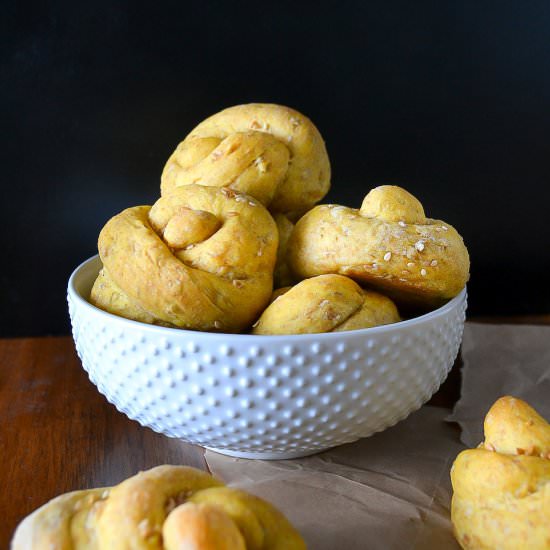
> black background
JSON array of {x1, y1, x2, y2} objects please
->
[{"x1": 2, "y1": 1, "x2": 550, "y2": 336}]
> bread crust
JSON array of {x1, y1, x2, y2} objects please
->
[
  {"x1": 90, "y1": 185, "x2": 278, "y2": 333},
  {"x1": 450, "y1": 397, "x2": 550, "y2": 550},
  {"x1": 288, "y1": 185, "x2": 470, "y2": 308},
  {"x1": 11, "y1": 465, "x2": 306, "y2": 550},
  {"x1": 161, "y1": 103, "x2": 331, "y2": 219},
  {"x1": 252, "y1": 274, "x2": 400, "y2": 335}
]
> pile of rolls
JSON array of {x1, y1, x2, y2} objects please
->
[{"x1": 90, "y1": 103, "x2": 470, "y2": 334}]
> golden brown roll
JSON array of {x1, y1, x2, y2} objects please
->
[
  {"x1": 252, "y1": 274, "x2": 400, "y2": 335},
  {"x1": 11, "y1": 465, "x2": 306, "y2": 550},
  {"x1": 287, "y1": 185, "x2": 470, "y2": 308},
  {"x1": 161, "y1": 103, "x2": 331, "y2": 219},
  {"x1": 90, "y1": 184, "x2": 278, "y2": 333},
  {"x1": 450, "y1": 397, "x2": 550, "y2": 550},
  {"x1": 273, "y1": 213, "x2": 296, "y2": 288}
]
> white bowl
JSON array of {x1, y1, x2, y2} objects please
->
[{"x1": 68, "y1": 256, "x2": 467, "y2": 459}]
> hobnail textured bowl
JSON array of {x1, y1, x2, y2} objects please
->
[{"x1": 68, "y1": 256, "x2": 467, "y2": 459}]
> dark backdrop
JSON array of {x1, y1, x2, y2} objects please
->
[{"x1": 2, "y1": 1, "x2": 550, "y2": 336}]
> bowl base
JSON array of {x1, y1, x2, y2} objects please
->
[{"x1": 204, "y1": 446, "x2": 323, "y2": 460}]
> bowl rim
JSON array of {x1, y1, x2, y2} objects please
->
[{"x1": 68, "y1": 255, "x2": 467, "y2": 341}]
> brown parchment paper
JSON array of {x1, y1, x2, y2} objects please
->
[
  {"x1": 207, "y1": 405, "x2": 463, "y2": 549},
  {"x1": 447, "y1": 323, "x2": 550, "y2": 447},
  {"x1": 205, "y1": 323, "x2": 550, "y2": 549}
]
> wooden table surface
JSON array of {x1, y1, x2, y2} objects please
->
[
  {"x1": 1, "y1": 336, "x2": 208, "y2": 547},
  {"x1": 2, "y1": 319, "x2": 548, "y2": 547}
]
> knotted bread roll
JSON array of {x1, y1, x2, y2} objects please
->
[
  {"x1": 252, "y1": 274, "x2": 400, "y2": 335},
  {"x1": 450, "y1": 396, "x2": 550, "y2": 550},
  {"x1": 11, "y1": 465, "x2": 306, "y2": 550},
  {"x1": 287, "y1": 185, "x2": 470, "y2": 308},
  {"x1": 90, "y1": 185, "x2": 278, "y2": 333},
  {"x1": 161, "y1": 103, "x2": 331, "y2": 219}
]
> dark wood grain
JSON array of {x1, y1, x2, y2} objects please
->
[{"x1": 0, "y1": 336, "x2": 207, "y2": 548}]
